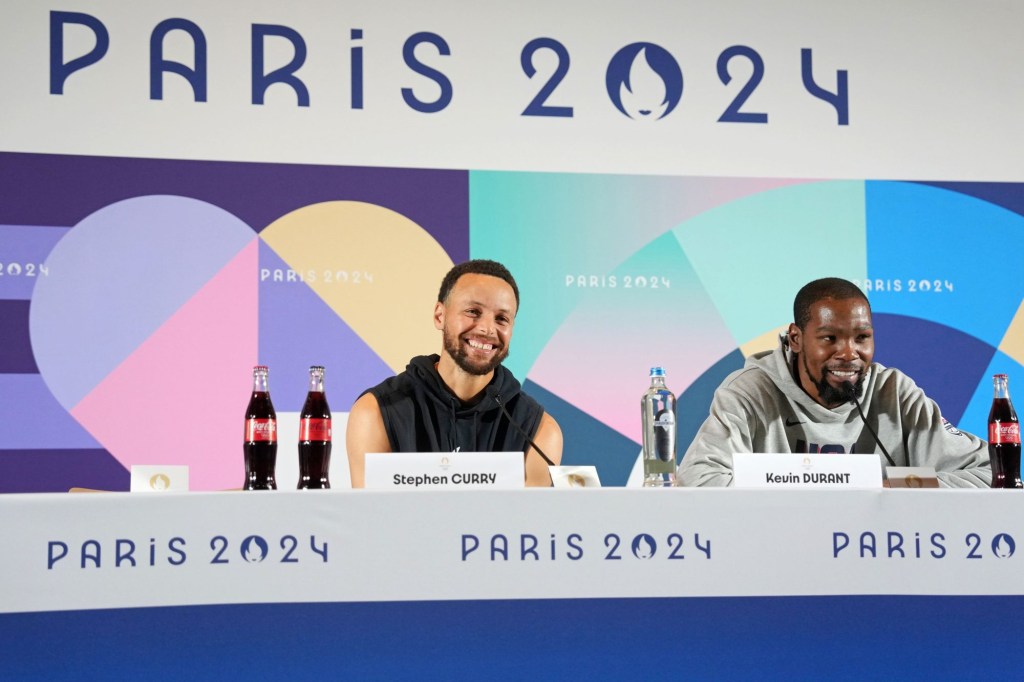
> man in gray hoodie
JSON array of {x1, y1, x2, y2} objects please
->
[{"x1": 677, "y1": 277, "x2": 991, "y2": 487}]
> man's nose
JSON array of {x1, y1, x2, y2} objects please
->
[
  {"x1": 476, "y1": 314, "x2": 496, "y2": 335},
  {"x1": 834, "y1": 339, "x2": 857, "y2": 360}
]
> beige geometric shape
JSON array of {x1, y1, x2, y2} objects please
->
[
  {"x1": 739, "y1": 325, "x2": 788, "y2": 359},
  {"x1": 999, "y1": 298, "x2": 1024, "y2": 366},
  {"x1": 261, "y1": 201, "x2": 453, "y2": 372}
]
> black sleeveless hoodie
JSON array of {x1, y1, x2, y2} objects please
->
[{"x1": 367, "y1": 354, "x2": 545, "y2": 454}]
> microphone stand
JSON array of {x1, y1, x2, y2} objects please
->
[
  {"x1": 849, "y1": 391, "x2": 896, "y2": 467},
  {"x1": 494, "y1": 395, "x2": 555, "y2": 467}
]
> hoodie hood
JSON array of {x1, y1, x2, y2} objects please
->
[{"x1": 405, "y1": 354, "x2": 523, "y2": 416}]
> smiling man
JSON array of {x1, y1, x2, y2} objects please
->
[
  {"x1": 346, "y1": 259, "x2": 562, "y2": 487},
  {"x1": 677, "y1": 277, "x2": 990, "y2": 487}
]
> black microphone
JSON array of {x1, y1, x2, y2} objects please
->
[
  {"x1": 494, "y1": 394, "x2": 555, "y2": 467},
  {"x1": 846, "y1": 382, "x2": 896, "y2": 467}
]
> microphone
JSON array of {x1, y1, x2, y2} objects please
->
[
  {"x1": 494, "y1": 394, "x2": 555, "y2": 467},
  {"x1": 846, "y1": 381, "x2": 897, "y2": 467}
]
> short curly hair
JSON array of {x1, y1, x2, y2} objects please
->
[{"x1": 437, "y1": 259, "x2": 520, "y2": 310}]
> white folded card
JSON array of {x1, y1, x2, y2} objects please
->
[
  {"x1": 130, "y1": 465, "x2": 189, "y2": 492},
  {"x1": 364, "y1": 451, "x2": 524, "y2": 490},
  {"x1": 549, "y1": 465, "x2": 602, "y2": 488},
  {"x1": 885, "y1": 466, "x2": 940, "y2": 488},
  {"x1": 732, "y1": 453, "x2": 883, "y2": 489}
]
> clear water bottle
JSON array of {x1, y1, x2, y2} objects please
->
[{"x1": 642, "y1": 367, "x2": 677, "y2": 487}]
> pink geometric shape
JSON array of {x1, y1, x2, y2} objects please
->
[{"x1": 72, "y1": 239, "x2": 259, "y2": 491}]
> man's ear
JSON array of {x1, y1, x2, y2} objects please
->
[
  {"x1": 433, "y1": 301, "x2": 445, "y2": 331},
  {"x1": 787, "y1": 323, "x2": 802, "y2": 353}
]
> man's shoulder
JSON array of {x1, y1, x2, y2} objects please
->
[{"x1": 719, "y1": 364, "x2": 783, "y2": 396}]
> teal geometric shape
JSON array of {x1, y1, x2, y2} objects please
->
[{"x1": 674, "y1": 180, "x2": 867, "y2": 341}]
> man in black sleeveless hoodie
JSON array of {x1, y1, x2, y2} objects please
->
[{"x1": 346, "y1": 260, "x2": 562, "y2": 487}]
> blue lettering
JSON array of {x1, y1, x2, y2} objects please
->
[
  {"x1": 50, "y1": 11, "x2": 109, "y2": 94},
  {"x1": 252, "y1": 24, "x2": 309, "y2": 106},
  {"x1": 350, "y1": 28, "x2": 364, "y2": 109},
  {"x1": 521, "y1": 534, "x2": 539, "y2": 560},
  {"x1": 887, "y1": 531, "x2": 905, "y2": 558},
  {"x1": 150, "y1": 18, "x2": 208, "y2": 101},
  {"x1": 833, "y1": 532, "x2": 849, "y2": 558},
  {"x1": 461, "y1": 534, "x2": 479, "y2": 561},
  {"x1": 47, "y1": 541, "x2": 69, "y2": 569},
  {"x1": 81, "y1": 539, "x2": 101, "y2": 568},
  {"x1": 116, "y1": 539, "x2": 137, "y2": 567},
  {"x1": 168, "y1": 537, "x2": 187, "y2": 565},
  {"x1": 490, "y1": 534, "x2": 508, "y2": 561},
  {"x1": 401, "y1": 32, "x2": 452, "y2": 113},
  {"x1": 566, "y1": 533, "x2": 583, "y2": 560},
  {"x1": 859, "y1": 532, "x2": 877, "y2": 558}
]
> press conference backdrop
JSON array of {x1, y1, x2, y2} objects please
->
[{"x1": 2, "y1": 1, "x2": 1023, "y2": 491}]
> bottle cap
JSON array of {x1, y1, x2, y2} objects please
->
[
  {"x1": 309, "y1": 365, "x2": 325, "y2": 372},
  {"x1": 253, "y1": 365, "x2": 268, "y2": 373},
  {"x1": 649, "y1": 367, "x2": 666, "y2": 377}
]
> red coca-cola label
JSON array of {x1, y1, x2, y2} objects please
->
[
  {"x1": 990, "y1": 422, "x2": 1021, "y2": 444},
  {"x1": 300, "y1": 418, "x2": 332, "y2": 441},
  {"x1": 245, "y1": 418, "x2": 277, "y2": 442}
]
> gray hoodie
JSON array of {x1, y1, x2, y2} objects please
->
[{"x1": 677, "y1": 337, "x2": 991, "y2": 488}]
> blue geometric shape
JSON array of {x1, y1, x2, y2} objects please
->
[
  {"x1": 958, "y1": 349, "x2": 1024, "y2": 439},
  {"x1": 524, "y1": 379, "x2": 640, "y2": 486},
  {"x1": 872, "y1": 313, "x2": 996, "y2": 426},
  {"x1": 677, "y1": 348, "x2": 747, "y2": 461},
  {"x1": 922, "y1": 181, "x2": 1024, "y2": 221},
  {"x1": 866, "y1": 181, "x2": 1024, "y2": 346}
]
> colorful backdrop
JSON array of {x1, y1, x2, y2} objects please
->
[{"x1": 2, "y1": 1, "x2": 1023, "y2": 490}]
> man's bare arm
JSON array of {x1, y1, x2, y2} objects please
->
[
  {"x1": 525, "y1": 412, "x2": 563, "y2": 487},
  {"x1": 345, "y1": 392, "x2": 391, "y2": 488}
]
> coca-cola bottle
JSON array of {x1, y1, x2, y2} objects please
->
[
  {"x1": 243, "y1": 365, "x2": 277, "y2": 490},
  {"x1": 298, "y1": 365, "x2": 331, "y2": 489},
  {"x1": 988, "y1": 373, "x2": 1022, "y2": 489}
]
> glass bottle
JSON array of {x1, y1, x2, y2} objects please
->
[{"x1": 642, "y1": 367, "x2": 677, "y2": 487}]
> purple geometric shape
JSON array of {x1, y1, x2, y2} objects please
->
[
  {"x1": 29, "y1": 196, "x2": 255, "y2": 410},
  {"x1": 0, "y1": 374, "x2": 100, "y2": 449},
  {"x1": 872, "y1": 313, "x2": 996, "y2": 424},
  {"x1": 0, "y1": 152, "x2": 469, "y2": 264},
  {"x1": 259, "y1": 241, "x2": 394, "y2": 412},
  {"x1": 0, "y1": 301, "x2": 38, "y2": 373},
  {"x1": 0, "y1": 449, "x2": 128, "y2": 493},
  {"x1": 0, "y1": 225, "x2": 68, "y2": 300}
]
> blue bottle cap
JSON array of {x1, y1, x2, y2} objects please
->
[{"x1": 650, "y1": 367, "x2": 666, "y2": 377}]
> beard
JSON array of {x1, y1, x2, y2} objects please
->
[
  {"x1": 443, "y1": 327, "x2": 509, "y2": 376},
  {"x1": 804, "y1": 354, "x2": 865, "y2": 406}
]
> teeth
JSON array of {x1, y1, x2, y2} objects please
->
[{"x1": 467, "y1": 340, "x2": 493, "y2": 351}]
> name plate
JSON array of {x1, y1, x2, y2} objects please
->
[
  {"x1": 364, "y1": 451, "x2": 524, "y2": 490},
  {"x1": 130, "y1": 465, "x2": 189, "y2": 492},
  {"x1": 732, "y1": 453, "x2": 883, "y2": 489}
]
